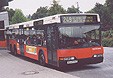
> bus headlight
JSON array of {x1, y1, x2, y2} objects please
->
[
  {"x1": 60, "y1": 57, "x2": 75, "y2": 61},
  {"x1": 93, "y1": 54, "x2": 103, "y2": 57}
]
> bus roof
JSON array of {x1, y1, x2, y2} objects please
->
[{"x1": 7, "y1": 13, "x2": 100, "y2": 29}]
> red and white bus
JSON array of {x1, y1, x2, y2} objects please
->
[
  {"x1": 0, "y1": 12, "x2": 9, "y2": 48},
  {"x1": 6, "y1": 13, "x2": 104, "y2": 67}
]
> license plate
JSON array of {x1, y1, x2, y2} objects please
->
[{"x1": 67, "y1": 60, "x2": 78, "y2": 64}]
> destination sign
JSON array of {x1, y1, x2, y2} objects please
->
[{"x1": 61, "y1": 15, "x2": 98, "y2": 24}]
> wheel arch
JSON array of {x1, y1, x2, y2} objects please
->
[
  {"x1": 13, "y1": 44, "x2": 17, "y2": 55},
  {"x1": 38, "y1": 49, "x2": 46, "y2": 66},
  {"x1": 38, "y1": 49, "x2": 44, "y2": 59}
]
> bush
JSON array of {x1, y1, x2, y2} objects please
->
[{"x1": 102, "y1": 38, "x2": 113, "y2": 47}]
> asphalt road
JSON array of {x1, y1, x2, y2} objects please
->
[
  {"x1": 62, "y1": 47, "x2": 113, "y2": 78},
  {"x1": 0, "y1": 49, "x2": 78, "y2": 78}
]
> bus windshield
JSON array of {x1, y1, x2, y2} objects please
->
[{"x1": 58, "y1": 25, "x2": 100, "y2": 49}]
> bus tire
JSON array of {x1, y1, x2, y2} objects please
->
[
  {"x1": 9, "y1": 44, "x2": 13, "y2": 53},
  {"x1": 14, "y1": 45, "x2": 17, "y2": 56},
  {"x1": 39, "y1": 52, "x2": 46, "y2": 66}
]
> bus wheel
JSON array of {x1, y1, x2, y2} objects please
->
[
  {"x1": 14, "y1": 45, "x2": 17, "y2": 56},
  {"x1": 39, "y1": 53, "x2": 46, "y2": 66},
  {"x1": 9, "y1": 45, "x2": 13, "y2": 53}
]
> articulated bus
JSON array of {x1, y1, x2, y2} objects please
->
[
  {"x1": 6, "y1": 13, "x2": 104, "y2": 67},
  {"x1": 0, "y1": 12, "x2": 9, "y2": 48}
]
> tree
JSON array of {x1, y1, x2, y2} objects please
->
[
  {"x1": 67, "y1": 5, "x2": 81, "y2": 13},
  {"x1": 105, "y1": 0, "x2": 113, "y2": 26},
  {"x1": 87, "y1": 3, "x2": 110, "y2": 27},
  {"x1": 48, "y1": 0, "x2": 66, "y2": 15},
  {"x1": 11, "y1": 9, "x2": 27, "y2": 24},
  {"x1": 31, "y1": 7, "x2": 48, "y2": 20},
  {"x1": 105, "y1": 0, "x2": 113, "y2": 15},
  {"x1": 27, "y1": 14, "x2": 32, "y2": 21},
  {"x1": 5, "y1": 7, "x2": 15, "y2": 24}
]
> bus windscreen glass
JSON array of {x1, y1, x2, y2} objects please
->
[{"x1": 58, "y1": 25, "x2": 100, "y2": 49}]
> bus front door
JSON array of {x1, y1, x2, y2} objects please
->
[{"x1": 46, "y1": 26, "x2": 58, "y2": 66}]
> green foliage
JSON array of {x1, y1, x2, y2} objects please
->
[
  {"x1": 5, "y1": 7, "x2": 15, "y2": 24},
  {"x1": 87, "y1": 0, "x2": 113, "y2": 27},
  {"x1": 5, "y1": 0, "x2": 86, "y2": 23},
  {"x1": 27, "y1": 14, "x2": 32, "y2": 21},
  {"x1": 31, "y1": 0, "x2": 81, "y2": 20},
  {"x1": 105, "y1": 0, "x2": 113, "y2": 26},
  {"x1": 48, "y1": 0, "x2": 66, "y2": 15},
  {"x1": 87, "y1": 3, "x2": 110, "y2": 27},
  {"x1": 105, "y1": 0, "x2": 113, "y2": 14},
  {"x1": 31, "y1": 7, "x2": 48, "y2": 20},
  {"x1": 102, "y1": 29, "x2": 113, "y2": 47},
  {"x1": 11, "y1": 9, "x2": 27, "y2": 24},
  {"x1": 67, "y1": 5, "x2": 82, "y2": 13},
  {"x1": 30, "y1": 0, "x2": 67, "y2": 20},
  {"x1": 102, "y1": 38, "x2": 113, "y2": 47}
]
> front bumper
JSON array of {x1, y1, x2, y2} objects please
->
[{"x1": 59, "y1": 57, "x2": 103, "y2": 67}]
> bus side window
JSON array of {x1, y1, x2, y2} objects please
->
[
  {"x1": 36, "y1": 34, "x2": 42, "y2": 46},
  {"x1": 26, "y1": 36, "x2": 30, "y2": 45},
  {"x1": 26, "y1": 36, "x2": 34, "y2": 46},
  {"x1": 25, "y1": 35, "x2": 39, "y2": 46}
]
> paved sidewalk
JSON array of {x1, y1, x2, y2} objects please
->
[{"x1": 0, "y1": 50, "x2": 79, "y2": 78}]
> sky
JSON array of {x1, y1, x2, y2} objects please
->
[{"x1": 8, "y1": 0, "x2": 106, "y2": 15}]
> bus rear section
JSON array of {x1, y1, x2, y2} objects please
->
[
  {"x1": 57, "y1": 24, "x2": 104, "y2": 67},
  {"x1": 0, "y1": 29, "x2": 6, "y2": 48},
  {"x1": 0, "y1": 12, "x2": 9, "y2": 48}
]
